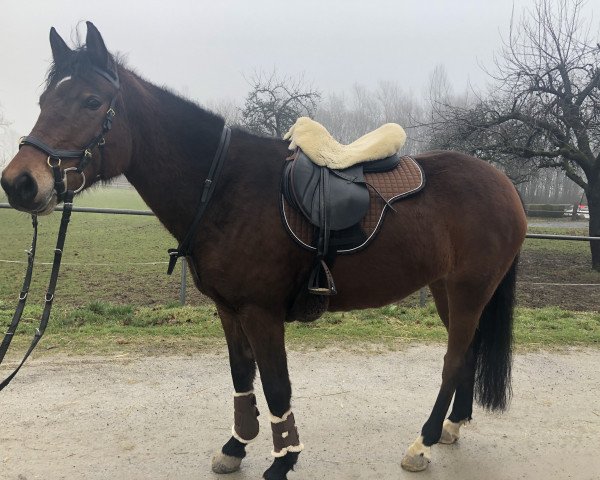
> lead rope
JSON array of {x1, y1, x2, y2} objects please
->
[
  {"x1": 0, "y1": 190, "x2": 74, "y2": 391},
  {"x1": 0, "y1": 215, "x2": 38, "y2": 364}
]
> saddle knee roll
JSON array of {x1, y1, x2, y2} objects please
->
[
  {"x1": 232, "y1": 391, "x2": 260, "y2": 443},
  {"x1": 270, "y1": 409, "x2": 304, "y2": 457}
]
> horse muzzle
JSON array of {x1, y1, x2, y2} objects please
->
[{"x1": 1, "y1": 158, "x2": 56, "y2": 215}]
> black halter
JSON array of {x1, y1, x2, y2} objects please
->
[{"x1": 0, "y1": 66, "x2": 120, "y2": 392}]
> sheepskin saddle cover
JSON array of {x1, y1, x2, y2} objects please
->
[
  {"x1": 281, "y1": 154, "x2": 425, "y2": 254},
  {"x1": 284, "y1": 117, "x2": 407, "y2": 169}
]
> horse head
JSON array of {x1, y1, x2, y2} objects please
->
[{"x1": 1, "y1": 22, "x2": 131, "y2": 214}]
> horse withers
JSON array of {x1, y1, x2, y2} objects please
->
[{"x1": 0, "y1": 22, "x2": 527, "y2": 479}]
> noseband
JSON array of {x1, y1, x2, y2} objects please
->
[
  {"x1": 19, "y1": 66, "x2": 120, "y2": 202},
  {"x1": 0, "y1": 65, "x2": 120, "y2": 391}
]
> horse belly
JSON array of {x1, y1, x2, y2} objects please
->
[{"x1": 327, "y1": 204, "x2": 452, "y2": 310}]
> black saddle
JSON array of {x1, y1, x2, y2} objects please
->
[{"x1": 282, "y1": 150, "x2": 400, "y2": 295}]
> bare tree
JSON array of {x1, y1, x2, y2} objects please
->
[
  {"x1": 316, "y1": 82, "x2": 425, "y2": 155},
  {"x1": 518, "y1": 167, "x2": 585, "y2": 203},
  {"x1": 428, "y1": 0, "x2": 600, "y2": 269},
  {"x1": 0, "y1": 108, "x2": 15, "y2": 169},
  {"x1": 240, "y1": 70, "x2": 320, "y2": 137}
]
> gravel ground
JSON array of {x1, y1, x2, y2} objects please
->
[{"x1": 1, "y1": 346, "x2": 599, "y2": 480}]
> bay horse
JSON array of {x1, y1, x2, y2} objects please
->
[{"x1": 0, "y1": 22, "x2": 527, "y2": 479}]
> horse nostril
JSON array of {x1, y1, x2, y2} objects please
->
[{"x1": 13, "y1": 172, "x2": 38, "y2": 204}]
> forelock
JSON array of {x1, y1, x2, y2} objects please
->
[
  {"x1": 45, "y1": 48, "x2": 96, "y2": 90},
  {"x1": 45, "y1": 48, "x2": 122, "y2": 91}
]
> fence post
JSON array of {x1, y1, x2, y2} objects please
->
[
  {"x1": 180, "y1": 257, "x2": 187, "y2": 306},
  {"x1": 419, "y1": 288, "x2": 426, "y2": 307}
]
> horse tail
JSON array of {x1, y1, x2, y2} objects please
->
[{"x1": 473, "y1": 255, "x2": 519, "y2": 411}]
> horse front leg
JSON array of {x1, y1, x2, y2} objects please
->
[
  {"x1": 240, "y1": 304, "x2": 303, "y2": 480},
  {"x1": 212, "y1": 304, "x2": 259, "y2": 474}
]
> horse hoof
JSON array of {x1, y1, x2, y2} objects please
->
[
  {"x1": 263, "y1": 451, "x2": 300, "y2": 480},
  {"x1": 439, "y1": 419, "x2": 461, "y2": 445},
  {"x1": 211, "y1": 452, "x2": 242, "y2": 474},
  {"x1": 401, "y1": 436, "x2": 431, "y2": 472},
  {"x1": 401, "y1": 452, "x2": 430, "y2": 472}
]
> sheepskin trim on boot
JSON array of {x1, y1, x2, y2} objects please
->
[
  {"x1": 233, "y1": 390, "x2": 254, "y2": 397},
  {"x1": 283, "y1": 116, "x2": 406, "y2": 169},
  {"x1": 270, "y1": 410, "x2": 304, "y2": 457},
  {"x1": 269, "y1": 408, "x2": 293, "y2": 424},
  {"x1": 232, "y1": 392, "x2": 259, "y2": 443}
]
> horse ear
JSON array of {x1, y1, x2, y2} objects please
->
[
  {"x1": 85, "y1": 21, "x2": 114, "y2": 74},
  {"x1": 49, "y1": 27, "x2": 72, "y2": 65}
]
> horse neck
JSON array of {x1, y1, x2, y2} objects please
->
[{"x1": 119, "y1": 71, "x2": 225, "y2": 240}]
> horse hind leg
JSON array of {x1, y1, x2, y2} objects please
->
[
  {"x1": 442, "y1": 258, "x2": 518, "y2": 446},
  {"x1": 428, "y1": 280, "x2": 474, "y2": 444},
  {"x1": 212, "y1": 304, "x2": 258, "y2": 474},
  {"x1": 401, "y1": 280, "x2": 492, "y2": 472},
  {"x1": 402, "y1": 261, "x2": 517, "y2": 471},
  {"x1": 439, "y1": 334, "x2": 479, "y2": 444}
]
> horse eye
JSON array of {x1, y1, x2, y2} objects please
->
[{"x1": 84, "y1": 97, "x2": 102, "y2": 110}]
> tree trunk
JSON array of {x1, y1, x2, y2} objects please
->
[{"x1": 588, "y1": 179, "x2": 600, "y2": 271}]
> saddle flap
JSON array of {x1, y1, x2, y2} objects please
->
[{"x1": 289, "y1": 152, "x2": 370, "y2": 231}]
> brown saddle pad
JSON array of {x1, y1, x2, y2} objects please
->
[{"x1": 281, "y1": 155, "x2": 425, "y2": 254}]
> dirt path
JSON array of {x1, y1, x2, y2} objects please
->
[{"x1": 1, "y1": 345, "x2": 599, "y2": 480}]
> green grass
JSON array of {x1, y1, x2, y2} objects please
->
[
  {"x1": 1, "y1": 301, "x2": 598, "y2": 356},
  {"x1": 0, "y1": 188, "x2": 203, "y2": 306},
  {"x1": 520, "y1": 223, "x2": 600, "y2": 293}
]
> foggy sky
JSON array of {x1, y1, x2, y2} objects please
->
[{"x1": 0, "y1": 0, "x2": 563, "y2": 137}]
